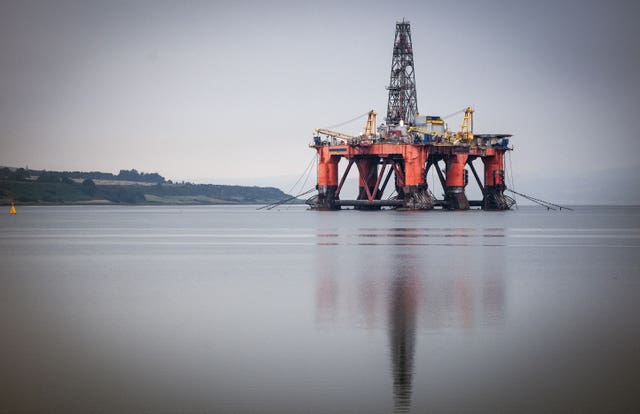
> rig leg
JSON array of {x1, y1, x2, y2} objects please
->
[
  {"x1": 403, "y1": 184, "x2": 433, "y2": 210},
  {"x1": 401, "y1": 146, "x2": 433, "y2": 210},
  {"x1": 445, "y1": 154, "x2": 470, "y2": 210},
  {"x1": 482, "y1": 151, "x2": 513, "y2": 210},
  {"x1": 483, "y1": 186, "x2": 513, "y2": 210},
  {"x1": 312, "y1": 147, "x2": 340, "y2": 210},
  {"x1": 315, "y1": 185, "x2": 339, "y2": 210}
]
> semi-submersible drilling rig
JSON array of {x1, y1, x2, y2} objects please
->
[{"x1": 308, "y1": 20, "x2": 514, "y2": 211}]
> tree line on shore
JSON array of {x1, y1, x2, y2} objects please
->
[
  {"x1": 0, "y1": 167, "x2": 290, "y2": 204},
  {"x1": 0, "y1": 167, "x2": 165, "y2": 184}
]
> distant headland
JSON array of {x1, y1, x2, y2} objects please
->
[{"x1": 0, "y1": 167, "x2": 295, "y2": 205}]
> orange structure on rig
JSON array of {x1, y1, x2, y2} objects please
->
[{"x1": 308, "y1": 20, "x2": 514, "y2": 211}]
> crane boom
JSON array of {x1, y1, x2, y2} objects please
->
[{"x1": 314, "y1": 128, "x2": 354, "y2": 142}]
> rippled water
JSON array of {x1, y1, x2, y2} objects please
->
[{"x1": 1, "y1": 205, "x2": 639, "y2": 413}]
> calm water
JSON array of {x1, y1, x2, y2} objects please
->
[{"x1": 1, "y1": 205, "x2": 639, "y2": 413}]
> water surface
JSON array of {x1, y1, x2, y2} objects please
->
[{"x1": 1, "y1": 205, "x2": 639, "y2": 413}]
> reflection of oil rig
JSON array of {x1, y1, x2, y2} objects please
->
[{"x1": 308, "y1": 20, "x2": 514, "y2": 211}]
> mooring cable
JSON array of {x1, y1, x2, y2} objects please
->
[
  {"x1": 281, "y1": 154, "x2": 317, "y2": 211},
  {"x1": 257, "y1": 187, "x2": 316, "y2": 210},
  {"x1": 507, "y1": 151, "x2": 518, "y2": 209},
  {"x1": 286, "y1": 154, "x2": 317, "y2": 197},
  {"x1": 506, "y1": 188, "x2": 573, "y2": 211},
  {"x1": 259, "y1": 154, "x2": 317, "y2": 211}
]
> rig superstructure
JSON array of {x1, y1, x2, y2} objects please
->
[{"x1": 308, "y1": 20, "x2": 514, "y2": 211}]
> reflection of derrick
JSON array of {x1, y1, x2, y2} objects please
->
[
  {"x1": 483, "y1": 277, "x2": 506, "y2": 326},
  {"x1": 358, "y1": 278, "x2": 378, "y2": 329},
  {"x1": 316, "y1": 274, "x2": 338, "y2": 325},
  {"x1": 389, "y1": 273, "x2": 419, "y2": 413},
  {"x1": 453, "y1": 276, "x2": 474, "y2": 329}
]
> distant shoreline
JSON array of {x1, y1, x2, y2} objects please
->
[
  {"x1": 0, "y1": 167, "x2": 301, "y2": 206},
  {"x1": 1, "y1": 200, "x2": 305, "y2": 206}
]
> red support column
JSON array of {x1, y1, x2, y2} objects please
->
[
  {"x1": 315, "y1": 146, "x2": 340, "y2": 210},
  {"x1": 403, "y1": 146, "x2": 426, "y2": 187},
  {"x1": 481, "y1": 150, "x2": 510, "y2": 210},
  {"x1": 483, "y1": 151, "x2": 504, "y2": 187},
  {"x1": 444, "y1": 153, "x2": 470, "y2": 210},
  {"x1": 401, "y1": 146, "x2": 432, "y2": 209}
]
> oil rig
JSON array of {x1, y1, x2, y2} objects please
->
[{"x1": 308, "y1": 20, "x2": 514, "y2": 211}]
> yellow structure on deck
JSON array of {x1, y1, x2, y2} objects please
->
[
  {"x1": 9, "y1": 202, "x2": 16, "y2": 215},
  {"x1": 363, "y1": 110, "x2": 377, "y2": 138},
  {"x1": 454, "y1": 106, "x2": 474, "y2": 142}
]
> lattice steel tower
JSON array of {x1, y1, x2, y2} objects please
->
[{"x1": 386, "y1": 19, "x2": 418, "y2": 126}]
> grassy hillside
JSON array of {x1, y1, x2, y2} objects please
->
[{"x1": 0, "y1": 167, "x2": 294, "y2": 205}]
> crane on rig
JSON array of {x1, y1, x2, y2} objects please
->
[
  {"x1": 453, "y1": 106, "x2": 474, "y2": 142},
  {"x1": 363, "y1": 110, "x2": 377, "y2": 138},
  {"x1": 314, "y1": 128, "x2": 354, "y2": 144},
  {"x1": 315, "y1": 109, "x2": 378, "y2": 144}
]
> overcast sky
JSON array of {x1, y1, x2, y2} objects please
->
[{"x1": 1, "y1": 0, "x2": 639, "y2": 201}]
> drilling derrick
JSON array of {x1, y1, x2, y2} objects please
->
[{"x1": 386, "y1": 20, "x2": 418, "y2": 126}]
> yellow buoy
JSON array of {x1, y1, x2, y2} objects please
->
[{"x1": 9, "y1": 202, "x2": 16, "y2": 215}]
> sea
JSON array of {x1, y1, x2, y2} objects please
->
[{"x1": 1, "y1": 205, "x2": 639, "y2": 413}]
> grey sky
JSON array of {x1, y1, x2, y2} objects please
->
[{"x1": 1, "y1": 0, "x2": 639, "y2": 201}]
